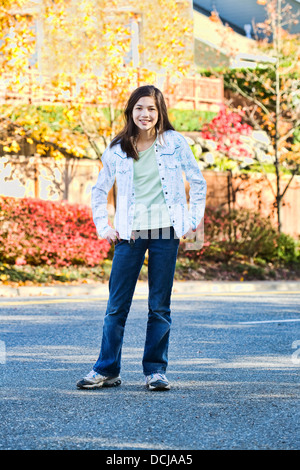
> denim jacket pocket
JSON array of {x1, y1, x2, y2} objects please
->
[
  {"x1": 116, "y1": 157, "x2": 131, "y2": 175},
  {"x1": 165, "y1": 158, "x2": 180, "y2": 171},
  {"x1": 167, "y1": 161, "x2": 179, "y2": 169}
]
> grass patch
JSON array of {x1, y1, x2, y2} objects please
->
[
  {"x1": 0, "y1": 261, "x2": 112, "y2": 286},
  {"x1": 1, "y1": 257, "x2": 299, "y2": 288}
]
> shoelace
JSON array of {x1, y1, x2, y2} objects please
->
[
  {"x1": 85, "y1": 370, "x2": 101, "y2": 380},
  {"x1": 149, "y1": 373, "x2": 167, "y2": 382}
]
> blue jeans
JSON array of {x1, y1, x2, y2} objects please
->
[{"x1": 93, "y1": 227, "x2": 179, "y2": 377}]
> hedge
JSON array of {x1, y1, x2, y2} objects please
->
[{"x1": 0, "y1": 196, "x2": 110, "y2": 267}]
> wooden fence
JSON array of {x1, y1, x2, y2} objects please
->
[
  {"x1": 0, "y1": 70, "x2": 223, "y2": 111},
  {"x1": 1, "y1": 156, "x2": 299, "y2": 237},
  {"x1": 164, "y1": 75, "x2": 224, "y2": 111},
  {"x1": 203, "y1": 170, "x2": 300, "y2": 238}
]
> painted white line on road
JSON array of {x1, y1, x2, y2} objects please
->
[
  {"x1": 239, "y1": 318, "x2": 300, "y2": 325},
  {"x1": 172, "y1": 291, "x2": 300, "y2": 297}
]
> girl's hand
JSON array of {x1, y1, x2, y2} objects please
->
[
  {"x1": 182, "y1": 227, "x2": 196, "y2": 240},
  {"x1": 103, "y1": 228, "x2": 120, "y2": 244}
]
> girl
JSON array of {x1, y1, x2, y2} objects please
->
[{"x1": 77, "y1": 85, "x2": 206, "y2": 391}]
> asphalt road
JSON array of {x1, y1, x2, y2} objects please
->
[{"x1": 0, "y1": 291, "x2": 299, "y2": 450}]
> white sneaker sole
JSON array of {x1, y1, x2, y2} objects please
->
[
  {"x1": 77, "y1": 377, "x2": 121, "y2": 390},
  {"x1": 147, "y1": 382, "x2": 171, "y2": 391}
]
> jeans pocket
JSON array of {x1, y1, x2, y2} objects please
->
[{"x1": 114, "y1": 239, "x2": 126, "y2": 247}]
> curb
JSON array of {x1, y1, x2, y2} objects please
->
[{"x1": 1, "y1": 280, "x2": 300, "y2": 298}]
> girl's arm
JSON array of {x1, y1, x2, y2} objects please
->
[
  {"x1": 178, "y1": 134, "x2": 207, "y2": 230},
  {"x1": 91, "y1": 148, "x2": 117, "y2": 239}
]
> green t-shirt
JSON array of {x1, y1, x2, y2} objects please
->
[{"x1": 132, "y1": 139, "x2": 171, "y2": 230}]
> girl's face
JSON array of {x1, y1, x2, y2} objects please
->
[{"x1": 132, "y1": 96, "x2": 159, "y2": 135}]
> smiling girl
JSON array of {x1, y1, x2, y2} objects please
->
[{"x1": 76, "y1": 85, "x2": 207, "y2": 391}]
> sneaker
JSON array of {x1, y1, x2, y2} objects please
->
[
  {"x1": 145, "y1": 373, "x2": 170, "y2": 391},
  {"x1": 76, "y1": 370, "x2": 121, "y2": 390}
]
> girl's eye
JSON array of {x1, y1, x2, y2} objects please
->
[{"x1": 135, "y1": 106, "x2": 156, "y2": 110}]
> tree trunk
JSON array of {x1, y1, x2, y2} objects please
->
[{"x1": 274, "y1": 0, "x2": 282, "y2": 233}]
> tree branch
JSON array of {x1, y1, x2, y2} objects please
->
[
  {"x1": 280, "y1": 164, "x2": 300, "y2": 200},
  {"x1": 228, "y1": 81, "x2": 273, "y2": 118}
]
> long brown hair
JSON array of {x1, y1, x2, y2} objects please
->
[{"x1": 110, "y1": 85, "x2": 174, "y2": 160}]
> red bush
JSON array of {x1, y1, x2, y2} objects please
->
[
  {"x1": 200, "y1": 106, "x2": 253, "y2": 159},
  {"x1": 0, "y1": 197, "x2": 111, "y2": 267}
]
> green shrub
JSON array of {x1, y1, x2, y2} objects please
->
[
  {"x1": 276, "y1": 233, "x2": 299, "y2": 263},
  {"x1": 168, "y1": 109, "x2": 216, "y2": 132},
  {"x1": 181, "y1": 206, "x2": 299, "y2": 264}
]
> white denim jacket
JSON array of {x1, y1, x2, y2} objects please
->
[{"x1": 91, "y1": 130, "x2": 207, "y2": 240}]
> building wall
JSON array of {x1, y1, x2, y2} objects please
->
[{"x1": 19, "y1": 1, "x2": 194, "y2": 75}]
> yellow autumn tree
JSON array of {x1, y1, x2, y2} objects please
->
[
  {"x1": 0, "y1": 0, "x2": 36, "y2": 155},
  {"x1": 1, "y1": 0, "x2": 194, "y2": 161},
  {"x1": 137, "y1": 0, "x2": 193, "y2": 75},
  {"x1": 40, "y1": 0, "x2": 193, "y2": 156},
  {"x1": 0, "y1": 0, "x2": 35, "y2": 76}
]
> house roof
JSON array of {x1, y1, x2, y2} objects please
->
[
  {"x1": 193, "y1": 1, "x2": 299, "y2": 69},
  {"x1": 193, "y1": 0, "x2": 300, "y2": 36},
  {"x1": 193, "y1": 8, "x2": 258, "y2": 66}
]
